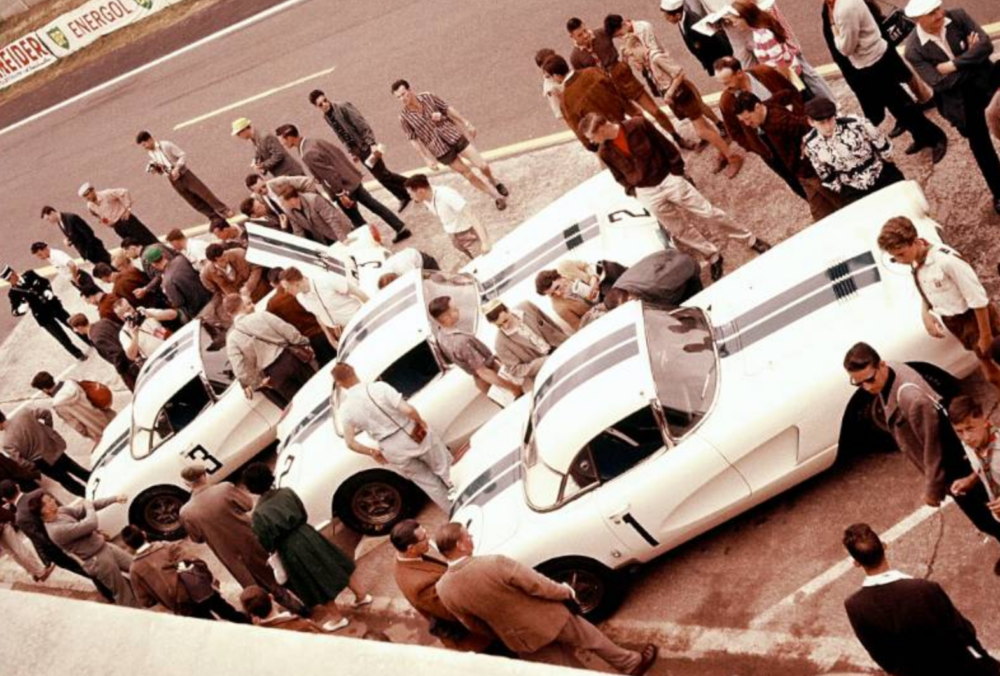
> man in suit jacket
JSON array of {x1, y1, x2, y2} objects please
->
[
  {"x1": 660, "y1": 0, "x2": 733, "y2": 76},
  {"x1": 905, "y1": 1, "x2": 1000, "y2": 214},
  {"x1": 41, "y1": 207, "x2": 111, "y2": 267},
  {"x1": 390, "y1": 520, "x2": 494, "y2": 652},
  {"x1": 842, "y1": 523, "x2": 999, "y2": 676},
  {"x1": 276, "y1": 124, "x2": 411, "y2": 243},
  {"x1": 543, "y1": 55, "x2": 631, "y2": 150},
  {"x1": 434, "y1": 522, "x2": 657, "y2": 673},
  {"x1": 276, "y1": 185, "x2": 352, "y2": 245},
  {"x1": 309, "y1": 89, "x2": 411, "y2": 209},
  {"x1": 3, "y1": 266, "x2": 89, "y2": 360},
  {"x1": 69, "y1": 313, "x2": 139, "y2": 392},
  {"x1": 483, "y1": 300, "x2": 567, "y2": 392},
  {"x1": 232, "y1": 118, "x2": 304, "y2": 178},
  {"x1": 0, "y1": 408, "x2": 89, "y2": 497}
]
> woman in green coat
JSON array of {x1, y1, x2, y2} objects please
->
[{"x1": 244, "y1": 463, "x2": 370, "y2": 631}]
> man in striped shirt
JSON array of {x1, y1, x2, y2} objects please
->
[{"x1": 392, "y1": 79, "x2": 509, "y2": 211}]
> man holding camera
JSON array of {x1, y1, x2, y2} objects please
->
[
  {"x1": 136, "y1": 131, "x2": 233, "y2": 220},
  {"x1": 113, "y1": 297, "x2": 175, "y2": 362},
  {"x1": 334, "y1": 363, "x2": 453, "y2": 512}
]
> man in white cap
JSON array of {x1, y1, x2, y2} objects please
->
[
  {"x1": 904, "y1": 0, "x2": 1000, "y2": 215},
  {"x1": 79, "y1": 182, "x2": 159, "y2": 247},
  {"x1": 231, "y1": 117, "x2": 304, "y2": 178},
  {"x1": 659, "y1": 0, "x2": 734, "y2": 77}
]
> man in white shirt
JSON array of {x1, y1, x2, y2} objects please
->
[
  {"x1": 136, "y1": 131, "x2": 233, "y2": 220},
  {"x1": 278, "y1": 266, "x2": 367, "y2": 346},
  {"x1": 333, "y1": 363, "x2": 453, "y2": 511},
  {"x1": 113, "y1": 297, "x2": 174, "y2": 361},
  {"x1": 404, "y1": 174, "x2": 491, "y2": 260},
  {"x1": 165, "y1": 229, "x2": 209, "y2": 270},
  {"x1": 877, "y1": 216, "x2": 1000, "y2": 393},
  {"x1": 30, "y1": 242, "x2": 91, "y2": 291}
]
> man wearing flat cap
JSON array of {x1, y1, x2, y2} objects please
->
[
  {"x1": 79, "y1": 182, "x2": 159, "y2": 247},
  {"x1": 904, "y1": 0, "x2": 1000, "y2": 214},
  {"x1": 803, "y1": 97, "x2": 905, "y2": 206},
  {"x1": 483, "y1": 299, "x2": 567, "y2": 393},
  {"x1": 659, "y1": 0, "x2": 733, "y2": 77},
  {"x1": 3, "y1": 266, "x2": 89, "y2": 360}
]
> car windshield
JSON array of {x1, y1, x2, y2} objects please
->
[{"x1": 199, "y1": 325, "x2": 236, "y2": 396}]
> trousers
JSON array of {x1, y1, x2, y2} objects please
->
[
  {"x1": 959, "y1": 78, "x2": 1000, "y2": 200},
  {"x1": 341, "y1": 184, "x2": 406, "y2": 233},
  {"x1": 857, "y1": 51, "x2": 946, "y2": 147},
  {"x1": 188, "y1": 591, "x2": 250, "y2": 623},
  {"x1": 0, "y1": 524, "x2": 46, "y2": 577},
  {"x1": 170, "y1": 169, "x2": 229, "y2": 219},
  {"x1": 382, "y1": 430, "x2": 453, "y2": 511},
  {"x1": 37, "y1": 453, "x2": 90, "y2": 498},
  {"x1": 360, "y1": 148, "x2": 410, "y2": 203},
  {"x1": 111, "y1": 214, "x2": 159, "y2": 247},
  {"x1": 522, "y1": 614, "x2": 641, "y2": 672},
  {"x1": 635, "y1": 174, "x2": 753, "y2": 261},
  {"x1": 37, "y1": 311, "x2": 87, "y2": 359},
  {"x1": 81, "y1": 543, "x2": 137, "y2": 607}
]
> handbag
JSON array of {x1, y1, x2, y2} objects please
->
[
  {"x1": 78, "y1": 380, "x2": 113, "y2": 410},
  {"x1": 365, "y1": 385, "x2": 427, "y2": 444},
  {"x1": 267, "y1": 551, "x2": 289, "y2": 585},
  {"x1": 873, "y1": 0, "x2": 915, "y2": 46}
]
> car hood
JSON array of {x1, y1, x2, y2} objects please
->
[{"x1": 90, "y1": 405, "x2": 133, "y2": 475}]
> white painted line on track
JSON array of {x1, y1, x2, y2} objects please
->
[
  {"x1": 749, "y1": 501, "x2": 951, "y2": 629},
  {"x1": 173, "y1": 65, "x2": 336, "y2": 131},
  {"x1": 0, "y1": 0, "x2": 310, "y2": 139}
]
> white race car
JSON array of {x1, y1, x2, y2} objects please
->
[
  {"x1": 447, "y1": 181, "x2": 978, "y2": 619},
  {"x1": 86, "y1": 320, "x2": 284, "y2": 539},
  {"x1": 273, "y1": 171, "x2": 671, "y2": 535}
]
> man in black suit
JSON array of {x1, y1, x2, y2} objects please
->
[
  {"x1": 905, "y1": 1, "x2": 1000, "y2": 214},
  {"x1": 308, "y1": 89, "x2": 411, "y2": 212},
  {"x1": 40, "y1": 206, "x2": 112, "y2": 267},
  {"x1": 3, "y1": 266, "x2": 89, "y2": 360},
  {"x1": 843, "y1": 523, "x2": 999, "y2": 676},
  {"x1": 659, "y1": 0, "x2": 733, "y2": 76}
]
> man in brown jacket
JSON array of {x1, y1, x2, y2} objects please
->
[
  {"x1": 276, "y1": 185, "x2": 352, "y2": 245},
  {"x1": 391, "y1": 520, "x2": 494, "y2": 652},
  {"x1": 543, "y1": 55, "x2": 630, "y2": 151},
  {"x1": 483, "y1": 299, "x2": 567, "y2": 392},
  {"x1": 0, "y1": 408, "x2": 88, "y2": 497},
  {"x1": 732, "y1": 91, "x2": 842, "y2": 221},
  {"x1": 177, "y1": 464, "x2": 308, "y2": 616},
  {"x1": 200, "y1": 244, "x2": 269, "y2": 305},
  {"x1": 265, "y1": 268, "x2": 336, "y2": 365},
  {"x1": 434, "y1": 522, "x2": 657, "y2": 673}
]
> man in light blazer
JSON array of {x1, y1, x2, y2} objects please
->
[
  {"x1": 136, "y1": 131, "x2": 233, "y2": 220},
  {"x1": 275, "y1": 123, "x2": 412, "y2": 243},
  {"x1": 483, "y1": 299, "x2": 567, "y2": 392},
  {"x1": 904, "y1": 0, "x2": 1000, "y2": 214},
  {"x1": 276, "y1": 185, "x2": 351, "y2": 245},
  {"x1": 0, "y1": 408, "x2": 89, "y2": 497},
  {"x1": 434, "y1": 522, "x2": 658, "y2": 673}
]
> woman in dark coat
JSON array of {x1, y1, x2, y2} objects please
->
[{"x1": 244, "y1": 463, "x2": 370, "y2": 631}]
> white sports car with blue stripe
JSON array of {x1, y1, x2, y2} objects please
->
[
  {"x1": 448, "y1": 181, "x2": 978, "y2": 619},
  {"x1": 274, "y1": 171, "x2": 671, "y2": 535}
]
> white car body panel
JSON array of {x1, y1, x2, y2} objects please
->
[
  {"x1": 274, "y1": 171, "x2": 671, "y2": 529},
  {"x1": 450, "y1": 181, "x2": 979, "y2": 581}
]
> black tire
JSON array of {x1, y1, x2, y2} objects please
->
[
  {"x1": 129, "y1": 485, "x2": 190, "y2": 541},
  {"x1": 537, "y1": 556, "x2": 624, "y2": 623},
  {"x1": 333, "y1": 470, "x2": 422, "y2": 536}
]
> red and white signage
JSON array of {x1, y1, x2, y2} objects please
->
[
  {"x1": 39, "y1": 0, "x2": 184, "y2": 59},
  {"x1": 0, "y1": 32, "x2": 58, "y2": 89}
]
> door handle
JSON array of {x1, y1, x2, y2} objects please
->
[{"x1": 609, "y1": 504, "x2": 631, "y2": 523}]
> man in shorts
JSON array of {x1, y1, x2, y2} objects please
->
[{"x1": 404, "y1": 174, "x2": 491, "y2": 261}]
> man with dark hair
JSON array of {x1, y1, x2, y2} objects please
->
[
  {"x1": 200, "y1": 244, "x2": 268, "y2": 306},
  {"x1": 435, "y1": 522, "x2": 658, "y2": 672},
  {"x1": 40, "y1": 206, "x2": 111, "y2": 267},
  {"x1": 209, "y1": 217, "x2": 248, "y2": 249},
  {"x1": 79, "y1": 182, "x2": 159, "y2": 247},
  {"x1": 948, "y1": 394, "x2": 1000, "y2": 565},
  {"x1": 428, "y1": 296, "x2": 522, "y2": 400},
  {"x1": 165, "y1": 228, "x2": 208, "y2": 270},
  {"x1": 543, "y1": 53, "x2": 632, "y2": 151},
  {"x1": 69, "y1": 313, "x2": 139, "y2": 391},
  {"x1": 239, "y1": 586, "x2": 320, "y2": 632},
  {"x1": 732, "y1": 91, "x2": 842, "y2": 220},
  {"x1": 405, "y1": 174, "x2": 491, "y2": 259},
  {"x1": 231, "y1": 117, "x2": 304, "y2": 178},
  {"x1": 3, "y1": 266, "x2": 89, "y2": 360},
  {"x1": 482, "y1": 299, "x2": 567, "y2": 392},
  {"x1": 534, "y1": 268, "x2": 594, "y2": 331},
  {"x1": 264, "y1": 268, "x2": 335, "y2": 365},
  {"x1": 308, "y1": 89, "x2": 410, "y2": 211},
  {"x1": 144, "y1": 245, "x2": 212, "y2": 323},
  {"x1": 0, "y1": 407, "x2": 89, "y2": 497},
  {"x1": 276, "y1": 123, "x2": 412, "y2": 242},
  {"x1": 842, "y1": 522, "x2": 998, "y2": 675},
  {"x1": 275, "y1": 184, "x2": 351, "y2": 245},
  {"x1": 392, "y1": 79, "x2": 508, "y2": 209},
  {"x1": 660, "y1": 0, "x2": 733, "y2": 76},
  {"x1": 30, "y1": 371, "x2": 115, "y2": 444},
  {"x1": 30, "y1": 241, "x2": 93, "y2": 292},
  {"x1": 113, "y1": 296, "x2": 174, "y2": 362},
  {"x1": 391, "y1": 519, "x2": 494, "y2": 652},
  {"x1": 0, "y1": 477, "x2": 50, "y2": 581},
  {"x1": 136, "y1": 131, "x2": 233, "y2": 219},
  {"x1": 535, "y1": 47, "x2": 565, "y2": 119},
  {"x1": 843, "y1": 342, "x2": 1000, "y2": 550},
  {"x1": 877, "y1": 216, "x2": 1000, "y2": 393}
]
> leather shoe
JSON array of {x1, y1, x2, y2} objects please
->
[
  {"x1": 629, "y1": 644, "x2": 659, "y2": 676},
  {"x1": 903, "y1": 140, "x2": 927, "y2": 155},
  {"x1": 396, "y1": 198, "x2": 411, "y2": 213},
  {"x1": 931, "y1": 137, "x2": 948, "y2": 164},
  {"x1": 888, "y1": 121, "x2": 906, "y2": 138},
  {"x1": 495, "y1": 182, "x2": 510, "y2": 197},
  {"x1": 391, "y1": 228, "x2": 413, "y2": 244},
  {"x1": 709, "y1": 255, "x2": 724, "y2": 281},
  {"x1": 750, "y1": 238, "x2": 771, "y2": 254}
]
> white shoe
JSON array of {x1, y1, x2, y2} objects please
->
[
  {"x1": 322, "y1": 617, "x2": 350, "y2": 632},
  {"x1": 351, "y1": 593, "x2": 373, "y2": 609}
]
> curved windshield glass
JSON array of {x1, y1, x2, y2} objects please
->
[
  {"x1": 199, "y1": 325, "x2": 236, "y2": 396},
  {"x1": 643, "y1": 306, "x2": 718, "y2": 438}
]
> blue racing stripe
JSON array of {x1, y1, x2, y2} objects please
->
[
  {"x1": 450, "y1": 447, "x2": 520, "y2": 516},
  {"x1": 338, "y1": 283, "x2": 419, "y2": 362}
]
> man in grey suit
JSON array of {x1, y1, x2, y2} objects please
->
[
  {"x1": 0, "y1": 408, "x2": 89, "y2": 497},
  {"x1": 434, "y1": 523, "x2": 657, "y2": 673},
  {"x1": 232, "y1": 117, "x2": 305, "y2": 178},
  {"x1": 275, "y1": 123, "x2": 412, "y2": 243},
  {"x1": 275, "y1": 184, "x2": 351, "y2": 245},
  {"x1": 904, "y1": 0, "x2": 1000, "y2": 214},
  {"x1": 483, "y1": 299, "x2": 567, "y2": 392},
  {"x1": 308, "y1": 89, "x2": 411, "y2": 211}
]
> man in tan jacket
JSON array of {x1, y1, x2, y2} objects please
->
[
  {"x1": 434, "y1": 522, "x2": 657, "y2": 673},
  {"x1": 29, "y1": 372, "x2": 115, "y2": 445},
  {"x1": 483, "y1": 299, "x2": 567, "y2": 392}
]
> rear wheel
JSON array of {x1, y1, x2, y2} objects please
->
[
  {"x1": 537, "y1": 557, "x2": 624, "y2": 623},
  {"x1": 333, "y1": 470, "x2": 421, "y2": 536},
  {"x1": 130, "y1": 485, "x2": 190, "y2": 541}
]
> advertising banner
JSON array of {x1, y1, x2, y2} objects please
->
[
  {"x1": 38, "y1": 0, "x2": 183, "y2": 58},
  {"x1": 0, "y1": 32, "x2": 58, "y2": 89}
]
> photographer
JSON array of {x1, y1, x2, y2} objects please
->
[
  {"x1": 113, "y1": 297, "x2": 174, "y2": 362},
  {"x1": 137, "y1": 131, "x2": 233, "y2": 221}
]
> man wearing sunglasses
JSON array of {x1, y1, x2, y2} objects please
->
[{"x1": 843, "y1": 342, "x2": 1000, "y2": 559}]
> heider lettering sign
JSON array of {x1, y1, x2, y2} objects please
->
[{"x1": 0, "y1": 33, "x2": 58, "y2": 89}]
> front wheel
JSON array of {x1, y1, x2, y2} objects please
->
[
  {"x1": 537, "y1": 556, "x2": 624, "y2": 623},
  {"x1": 333, "y1": 470, "x2": 421, "y2": 536},
  {"x1": 129, "y1": 485, "x2": 190, "y2": 541}
]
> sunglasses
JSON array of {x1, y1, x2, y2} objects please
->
[{"x1": 850, "y1": 371, "x2": 879, "y2": 387}]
